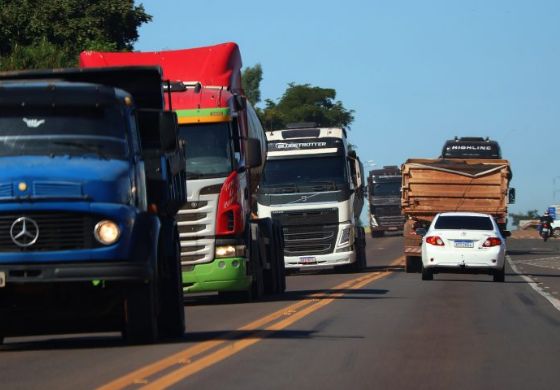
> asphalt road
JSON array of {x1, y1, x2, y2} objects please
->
[{"x1": 1, "y1": 234, "x2": 560, "y2": 390}]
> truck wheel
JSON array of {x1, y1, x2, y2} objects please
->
[
  {"x1": 405, "y1": 256, "x2": 421, "y2": 273},
  {"x1": 250, "y1": 254, "x2": 265, "y2": 300},
  {"x1": 123, "y1": 281, "x2": 158, "y2": 344},
  {"x1": 273, "y1": 221, "x2": 286, "y2": 293},
  {"x1": 157, "y1": 224, "x2": 185, "y2": 339},
  {"x1": 353, "y1": 227, "x2": 367, "y2": 271},
  {"x1": 262, "y1": 220, "x2": 280, "y2": 295},
  {"x1": 371, "y1": 230, "x2": 385, "y2": 238}
]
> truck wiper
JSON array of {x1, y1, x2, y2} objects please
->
[
  {"x1": 307, "y1": 180, "x2": 338, "y2": 190},
  {"x1": 262, "y1": 183, "x2": 299, "y2": 194},
  {"x1": 51, "y1": 141, "x2": 110, "y2": 160},
  {"x1": 186, "y1": 172, "x2": 205, "y2": 180}
]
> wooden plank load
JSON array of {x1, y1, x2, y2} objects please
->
[{"x1": 401, "y1": 158, "x2": 513, "y2": 273}]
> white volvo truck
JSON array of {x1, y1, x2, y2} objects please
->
[{"x1": 257, "y1": 125, "x2": 367, "y2": 271}]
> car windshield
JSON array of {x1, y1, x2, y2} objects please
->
[
  {"x1": 0, "y1": 106, "x2": 128, "y2": 159},
  {"x1": 178, "y1": 123, "x2": 233, "y2": 179},
  {"x1": 434, "y1": 216, "x2": 494, "y2": 230},
  {"x1": 262, "y1": 156, "x2": 347, "y2": 191}
]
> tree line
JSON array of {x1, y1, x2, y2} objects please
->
[{"x1": 0, "y1": 0, "x2": 354, "y2": 131}]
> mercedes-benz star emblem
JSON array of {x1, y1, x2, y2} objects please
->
[{"x1": 10, "y1": 217, "x2": 39, "y2": 247}]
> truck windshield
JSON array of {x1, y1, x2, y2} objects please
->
[
  {"x1": 262, "y1": 156, "x2": 347, "y2": 191},
  {"x1": 0, "y1": 106, "x2": 128, "y2": 159},
  {"x1": 372, "y1": 181, "x2": 401, "y2": 196},
  {"x1": 178, "y1": 123, "x2": 233, "y2": 179}
]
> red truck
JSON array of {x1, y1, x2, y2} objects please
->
[{"x1": 80, "y1": 43, "x2": 285, "y2": 299}]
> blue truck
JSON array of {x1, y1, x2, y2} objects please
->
[{"x1": 0, "y1": 67, "x2": 187, "y2": 344}]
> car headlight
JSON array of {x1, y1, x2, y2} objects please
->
[
  {"x1": 215, "y1": 245, "x2": 246, "y2": 258},
  {"x1": 94, "y1": 220, "x2": 121, "y2": 245}
]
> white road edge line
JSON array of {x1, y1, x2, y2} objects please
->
[{"x1": 507, "y1": 255, "x2": 560, "y2": 313}]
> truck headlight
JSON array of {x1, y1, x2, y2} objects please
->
[
  {"x1": 215, "y1": 245, "x2": 246, "y2": 258},
  {"x1": 94, "y1": 220, "x2": 121, "y2": 245},
  {"x1": 338, "y1": 226, "x2": 353, "y2": 246}
]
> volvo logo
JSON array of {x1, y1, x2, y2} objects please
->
[{"x1": 10, "y1": 217, "x2": 39, "y2": 247}]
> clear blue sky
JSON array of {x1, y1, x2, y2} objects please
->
[{"x1": 136, "y1": 0, "x2": 560, "y2": 217}]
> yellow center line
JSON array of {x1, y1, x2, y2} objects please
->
[{"x1": 98, "y1": 257, "x2": 403, "y2": 390}]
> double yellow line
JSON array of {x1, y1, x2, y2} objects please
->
[{"x1": 99, "y1": 258, "x2": 402, "y2": 390}]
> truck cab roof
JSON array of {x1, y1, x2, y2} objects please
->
[{"x1": 441, "y1": 136, "x2": 502, "y2": 159}]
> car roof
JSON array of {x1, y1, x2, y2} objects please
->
[{"x1": 436, "y1": 212, "x2": 493, "y2": 218}]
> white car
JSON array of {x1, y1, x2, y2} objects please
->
[{"x1": 419, "y1": 212, "x2": 508, "y2": 282}]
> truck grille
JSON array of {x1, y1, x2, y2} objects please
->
[
  {"x1": 0, "y1": 212, "x2": 96, "y2": 252},
  {"x1": 282, "y1": 225, "x2": 338, "y2": 255},
  {"x1": 272, "y1": 208, "x2": 339, "y2": 256},
  {"x1": 372, "y1": 205, "x2": 402, "y2": 217}
]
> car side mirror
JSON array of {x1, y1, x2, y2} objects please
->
[
  {"x1": 415, "y1": 228, "x2": 427, "y2": 237},
  {"x1": 502, "y1": 230, "x2": 512, "y2": 238}
]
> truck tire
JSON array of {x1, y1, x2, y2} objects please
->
[
  {"x1": 371, "y1": 230, "x2": 385, "y2": 238},
  {"x1": 157, "y1": 222, "x2": 185, "y2": 339},
  {"x1": 123, "y1": 281, "x2": 158, "y2": 344},
  {"x1": 271, "y1": 220, "x2": 286, "y2": 294},
  {"x1": 263, "y1": 221, "x2": 286, "y2": 294},
  {"x1": 356, "y1": 227, "x2": 367, "y2": 270},
  {"x1": 405, "y1": 256, "x2": 421, "y2": 273},
  {"x1": 262, "y1": 219, "x2": 279, "y2": 295}
]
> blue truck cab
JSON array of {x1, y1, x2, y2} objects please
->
[{"x1": 0, "y1": 67, "x2": 186, "y2": 344}]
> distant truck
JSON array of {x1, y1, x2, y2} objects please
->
[
  {"x1": 257, "y1": 124, "x2": 367, "y2": 272},
  {"x1": 367, "y1": 166, "x2": 405, "y2": 237},
  {"x1": 401, "y1": 157, "x2": 514, "y2": 272},
  {"x1": 441, "y1": 136, "x2": 502, "y2": 159},
  {"x1": 80, "y1": 43, "x2": 285, "y2": 299},
  {"x1": 0, "y1": 67, "x2": 186, "y2": 344}
]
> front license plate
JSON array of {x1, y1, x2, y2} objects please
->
[
  {"x1": 299, "y1": 257, "x2": 317, "y2": 265},
  {"x1": 454, "y1": 240, "x2": 474, "y2": 248},
  {"x1": 0, "y1": 271, "x2": 5, "y2": 288}
]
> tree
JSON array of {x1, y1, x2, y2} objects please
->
[
  {"x1": 242, "y1": 64, "x2": 263, "y2": 105},
  {"x1": 0, "y1": 0, "x2": 152, "y2": 70},
  {"x1": 509, "y1": 209, "x2": 539, "y2": 227},
  {"x1": 261, "y1": 83, "x2": 354, "y2": 130}
]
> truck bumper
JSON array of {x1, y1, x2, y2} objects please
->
[
  {"x1": 0, "y1": 261, "x2": 153, "y2": 284},
  {"x1": 284, "y1": 250, "x2": 356, "y2": 269},
  {"x1": 182, "y1": 257, "x2": 251, "y2": 293}
]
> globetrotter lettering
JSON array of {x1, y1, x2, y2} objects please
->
[{"x1": 273, "y1": 142, "x2": 328, "y2": 149}]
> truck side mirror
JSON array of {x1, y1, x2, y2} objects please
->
[
  {"x1": 137, "y1": 109, "x2": 178, "y2": 153},
  {"x1": 245, "y1": 138, "x2": 262, "y2": 168},
  {"x1": 158, "y1": 111, "x2": 179, "y2": 153},
  {"x1": 508, "y1": 188, "x2": 516, "y2": 204}
]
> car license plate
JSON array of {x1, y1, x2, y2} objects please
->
[
  {"x1": 0, "y1": 271, "x2": 5, "y2": 288},
  {"x1": 299, "y1": 256, "x2": 317, "y2": 264},
  {"x1": 454, "y1": 240, "x2": 474, "y2": 248}
]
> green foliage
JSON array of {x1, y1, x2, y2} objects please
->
[
  {"x1": 509, "y1": 209, "x2": 539, "y2": 227},
  {"x1": 0, "y1": 0, "x2": 151, "y2": 70},
  {"x1": 261, "y1": 83, "x2": 354, "y2": 130},
  {"x1": 242, "y1": 64, "x2": 263, "y2": 105}
]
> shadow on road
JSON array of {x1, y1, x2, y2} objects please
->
[{"x1": 186, "y1": 287, "x2": 391, "y2": 306}]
